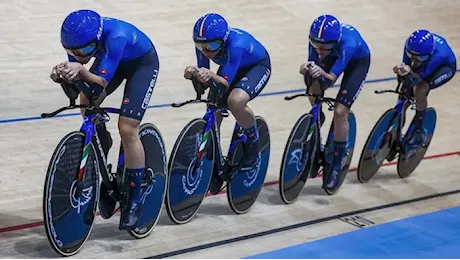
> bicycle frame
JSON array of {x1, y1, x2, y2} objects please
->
[
  {"x1": 78, "y1": 108, "x2": 121, "y2": 187},
  {"x1": 197, "y1": 102, "x2": 247, "y2": 175},
  {"x1": 42, "y1": 99, "x2": 122, "y2": 201},
  {"x1": 377, "y1": 80, "x2": 417, "y2": 150},
  {"x1": 310, "y1": 101, "x2": 321, "y2": 129},
  {"x1": 173, "y1": 78, "x2": 248, "y2": 176},
  {"x1": 386, "y1": 96, "x2": 406, "y2": 141},
  {"x1": 289, "y1": 93, "x2": 336, "y2": 152}
]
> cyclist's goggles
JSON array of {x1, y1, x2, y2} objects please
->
[
  {"x1": 406, "y1": 50, "x2": 430, "y2": 62},
  {"x1": 309, "y1": 36, "x2": 337, "y2": 51},
  {"x1": 65, "y1": 42, "x2": 98, "y2": 57},
  {"x1": 194, "y1": 39, "x2": 224, "y2": 52}
]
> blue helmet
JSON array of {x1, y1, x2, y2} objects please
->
[
  {"x1": 405, "y1": 29, "x2": 435, "y2": 56},
  {"x1": 60, "y1": 9, "x2": 103, "y2": 49},
  {"x1": 309, "y1": 14, "x2": 342, "y2": 44},
  {"x1": 193, "y1": 13, "x2": 229, "y2": 43}
]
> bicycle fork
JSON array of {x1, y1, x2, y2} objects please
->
[{"x1": 383, "y1": 99, "x2": 407, "y2": 160}]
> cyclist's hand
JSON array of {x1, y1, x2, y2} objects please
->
[
  {"x1": 299, "y1": 61, "x2": 315, "y2": 76},
  {"x1": 197, "y1": 68, "x2": 213, "y2": 83},
  {"x1": 309, "y1": 63, "x2": 325, "y2": 78},
  {"x1": 393, "y1": 63, "x2": 411, "y2": 76},
  {"x1": 50, "y1": 62, "x2": 66, "y2": 83},
  {"x1": 62, "y1": 62, "x2": 84, "y2": 82},
  {"x1": 184, "y1": 66, "x2": 198, "y2": 79}
]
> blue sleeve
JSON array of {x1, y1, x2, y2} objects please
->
[
  {"x1": 308, "y1": 44, "x2": 318, "y2": 62},
  {"x1": 330, "y1": 47, "x2": 355, "y2": 78},
  {"x1": 195, "y1": 48, "x2": 210, "y2": 69},
  {"x1": 95, "y1": 37, "x2": 127, "y2": 82},
  {"x1": 217, "y1": 48, "x2": 244, "y2": 84}
]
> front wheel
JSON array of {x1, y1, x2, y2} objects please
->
[
  {"x1": 279, "y1": 113, "x2": 318, "y2": 204},
  {"x1": 165, "y1": 118, "x2": 214, "y2": 224},
  {"x1": 357, "y1": 108, "x2": 399, "y2": 183},
  {"x1": 43, "y1": 131, "x2": 100, "y2": 257}
]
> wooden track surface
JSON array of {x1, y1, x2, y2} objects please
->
[{"x1": 0, "y1": 0, "x2": 459, "y2": 258}]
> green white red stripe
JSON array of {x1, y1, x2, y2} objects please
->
[
  {"x1": 197, "y1": 131, "x2": 209, "y2": 158},
  {"x1": 306, "y1": 124, "x2": 315, "y2": 143},
  {"x1": 78, "y1": 144, "x2": 90, "y2": 180}
]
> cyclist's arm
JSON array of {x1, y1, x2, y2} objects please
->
[
  {"x1": 417, "y1": 57, "x2": 443, "y2": 81},
  {"x1": 79, "y1": 37, "x2": 127, "y2": 87},
  {"x1": 196, "y1": 48, "x2": 210, "y2": 69},
  {"x1": 67, "y1": 54, "x2": 78, "y2": 62},
  {"x1": 402, "y1": 47, "x2": 411, "y2": 66},
  {"x1": 214, "y1": 48, "x2": 244, "y2": 88},
  {"x1": 308, "y1": 43, "x2": 318, "y2": 62},
  {"x1": 329, "y1": 47, "x2": 355, "y2": 82}
]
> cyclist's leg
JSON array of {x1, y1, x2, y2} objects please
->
[
  {"x1": 408, "y1": 64, "x2": 456, "y2": 144},
  {"x1": 328, "y1": 55, "x2": 370, "y2": 187},
  {"x1": 117, "y1": 48, "x2": 159, "y2": 228},
  {"x1": 227, "y1": 53, "x2": 271, "y2": 168},
  {"x1": 74, "y1": 59, "x2": 126, "y2": 218},
  {"x1": 210, "y1": 65, "x2": 232, "y2": 130}
]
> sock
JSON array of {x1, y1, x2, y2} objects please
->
[
  {"x1": 244, "y1": 123, "x2": 259, "y2": 144},
  {"x1": 96, "y1": 123, "x2": 112, "y2": 157},
  {"x1": 414, "y1": 109, "x2": 426, "y2": 130},
  {"x1": 333, "y1": 141, "x2": 347, "y2": 170},
  {"x1": 126, "y1": 168, "x2": 145, "y2": 204}
]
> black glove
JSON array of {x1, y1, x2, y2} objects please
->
[
  {"x1": 72, "y1": 81, "x2": 107, "y2": 107},
  {"x1": 192, "y1": 77, "x2": 208, "y2": 95},
  {"x1": 60, "y1": 83, "x2": 81, "y2": 101}
]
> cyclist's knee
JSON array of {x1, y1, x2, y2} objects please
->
[
  {"x1": 414, "y1": 81, "x2": 429, "y2": 97},
  {"x1": 334, "y1": 103, "x2": 349, "y2": 121},
  {"x1": 227, "y1": 89, "x2": 250, "y2": 112},
  {"x1": 118, "y1": 116, "x2": 140, "y2": 144}
]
